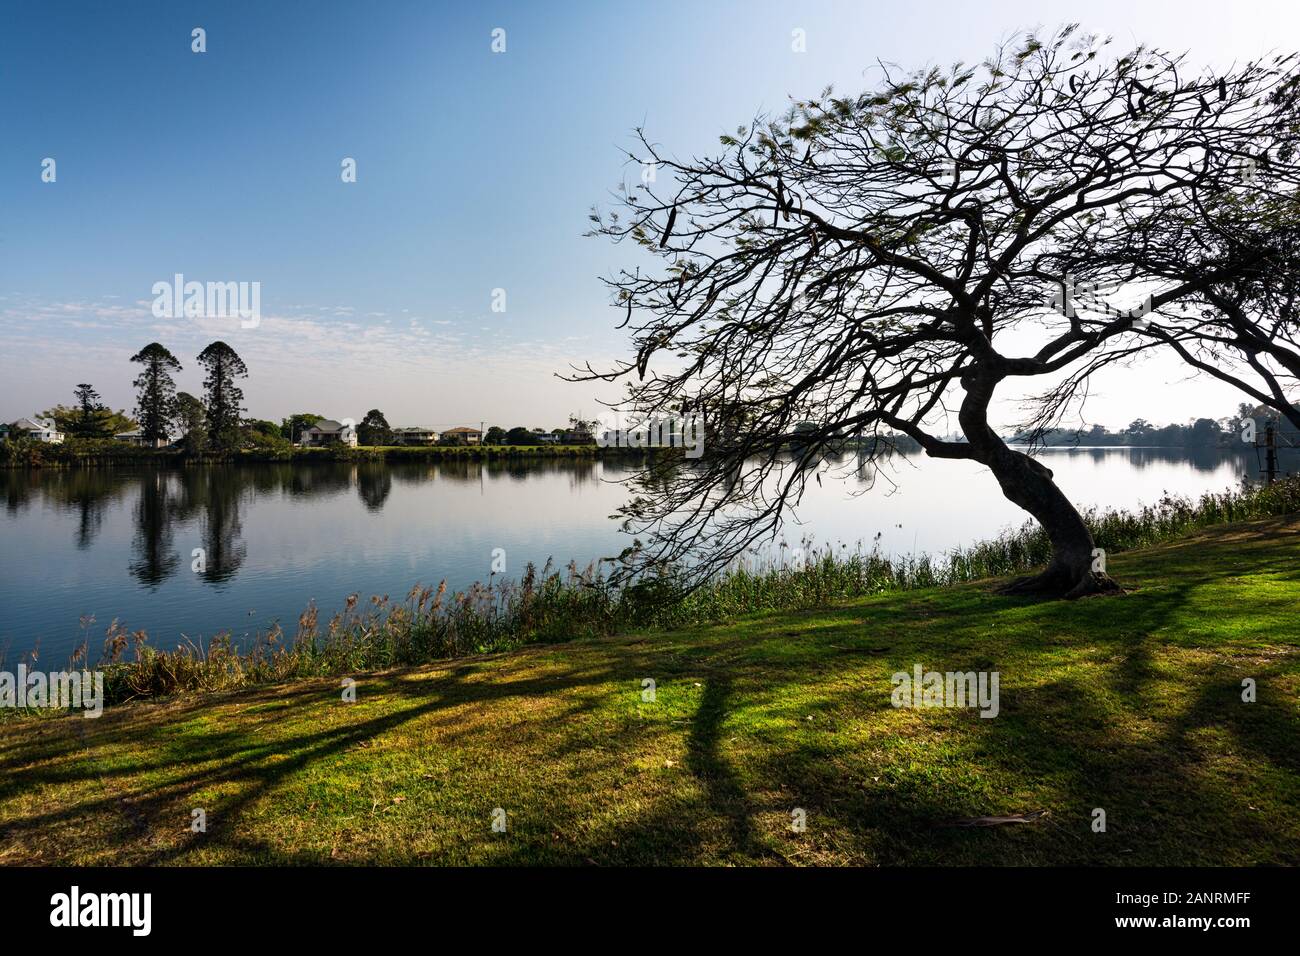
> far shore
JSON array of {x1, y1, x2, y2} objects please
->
[{"x1": 0, "y1": 441, "x2": 663, "y2": 468}]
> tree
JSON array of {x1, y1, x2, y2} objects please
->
[
  {"x1": 357, "y1": 409, "x2": 393, "y2": 446},
  {"x1": 1125, "y1": 419, "x2": 1152, "y2": 442},
  {"x1": 485, "y1": 425, "x2": 507, "y2": 445},
  {"x1": 67, "y1": 384, "x2": 113, "y2": 438},
  {"x1": 172, "y1": 392, "x2": 207, "y2": 453},
  {"x1": 1188, "y1": 417, "x2": 1223, "y2": 446},
  {"x1": 565, "y1": 414, "x2": 599, "y2": 443},
  {"x1": 580, "y1": 28, "x2": 1298, "y2": 598},
  {"x1": 42, "y1": 403, "x2": 133, "y2": 437},
  {"x1": 130, "y1": 343, "x2": 182, "y2": 445},
  {"x1": 196, "y1": 342, "x2": 247, "y2": 450},
  {"x1": 43, "y1": 385, "x2": 121, "y2": 437},
  {"x1": 505, "y1": 426, "x2": 541, "y2": 445},
  {"x1": 243, "y1": 419, "x2": 289, "y2": 449},
  {"x1": 281, "y1": 413, "x2": 324, "y2": 444}
]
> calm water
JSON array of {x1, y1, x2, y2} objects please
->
[{"x1": 0, "y1": 447, "x2": 1285, "y2": 663}]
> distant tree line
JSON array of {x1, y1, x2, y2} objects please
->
[
  {"x1": 1010, "y1": 404, "x2": 1293, "y2": 447},
  {"x1": 7, "y1": 345, "x2": 603, "y2": 454},
  {"x1": 275, "y1": 412, "x2": 600, "y2": 448}
]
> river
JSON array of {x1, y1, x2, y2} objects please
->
[{"x1": 1, "y1": 446, "x2": 1287, "y2": 663}]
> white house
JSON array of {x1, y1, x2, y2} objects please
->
[
  {"x1": 114, "y1": 427, "x2": 169, "y2": 448},
  {"x1": 301, "y1": 419, "x2": 358, "y2": 447},
  {"x1": 12, "y1": 417, "x2": 64, "y2": 444},
  {"x1": 392, "y1": 426, "x2": 440, "y2": 446}
]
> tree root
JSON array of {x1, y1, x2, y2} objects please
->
[{"x1": 997, "y1": 565, "x2": 1125, "y2": 600}]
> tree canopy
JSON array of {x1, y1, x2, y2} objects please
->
[
  {"x1": 172, "y1": 391, "x2": 207, "y2": 454},
  {"x1": 357, "y1": 409, "x2": 393, "y2": 446},
  {"x1": 42, "y1": 386, "x2": 131, "y2": 439},
  {"x1": 281, "y1": 413, "x2": 324, "y2": 444},
  {"x1": 581, "y1": 26, "x2": 1300, "y2": 597}
]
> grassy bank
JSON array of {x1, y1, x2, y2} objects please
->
[{"x1": 1, "y1": 516, "x2": 1296, "y2": 865}]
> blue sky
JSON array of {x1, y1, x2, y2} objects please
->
[{"x1": 3, "y1": 0, "x2": 1296, "y2": 429}]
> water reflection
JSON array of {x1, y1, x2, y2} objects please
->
[
  {"x1": 128, "y1": 470, "x2": 179, "y2": 585},
  {"x1": 1016, "y1": 444, "x2": 1263, "y2": 474},
  {"x1": 1, "y1": 458, "x2": 612, "y2": 590},
  {"x1": 119, "y1": 469, "x2": 252, "y2": 585},
  {"x1": 357, "y1": 464, "x2": 393, "y2": 513},
  {"x1": 2, "y1": 469, "x2": 133, "y2": 547},
  {"x1": 186, "y1": 468, "x2": 248, "y2": 584},
  {"x1": 3, "y1": 446, "x2": 1281, "y2": 589}
]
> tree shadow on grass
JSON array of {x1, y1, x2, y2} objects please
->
[
  {"x1": 0, "y1": 656, "x2": 627, "y2": 864},
  {"x1": 2, "y1": 519, "x2": 1296, "y2": 865}
]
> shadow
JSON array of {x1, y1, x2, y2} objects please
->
[
  {"x1": 683, "y1": 673, "x2": 766, "y2": 860},
  {"x1": 1, "y1": 518, "x2": 1297, "y2": 865}
]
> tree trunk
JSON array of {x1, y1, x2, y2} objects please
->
[
  {"x1": 957, "y1": 365, "x2": 1122, "y2": 599},
  {"x1": 984, "y1": 444, "x2": 1121, "y2": 598}
]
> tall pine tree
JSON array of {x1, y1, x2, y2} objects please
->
[
  {"x1": 129, "y1": 343, "x2": 182, "y2": 445},
  {"x1": 196, "y1": 342, "x2": 248, "y2": 450}
]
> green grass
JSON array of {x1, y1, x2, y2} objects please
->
[{"x1": 2, "y1": 516, "x2": 1297, "y2": 865}]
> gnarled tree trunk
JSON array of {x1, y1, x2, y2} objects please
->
[{"x1": 958, "y1": 365, "x2": 1122, "y2": 599}]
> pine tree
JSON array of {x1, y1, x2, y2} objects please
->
[
  {"x1": 129, "y1": 343, "x2": 183, "y2": 445},
  {"x1": 70, "y1": 384, "x2": 111, "y2": 439},
  {"x1": 196, "y1": 342, "x2": 248, "y2": 450}
]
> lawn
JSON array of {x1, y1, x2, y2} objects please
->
[{"x1": 1, "y1": 517, "x2": 1297, "y2": 866}]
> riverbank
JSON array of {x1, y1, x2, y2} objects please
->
[
  {"x1": 0, "y1": 440, "x2": 629, "y2": 468},
  {"x1": 8, "y1": 474, "x2": 1298, "y2": 708},
  {"x1": 1, "y1": 515, "x2": 1296, "y2": 865}
]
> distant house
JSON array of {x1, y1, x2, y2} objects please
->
[
  {"x1": 533, "y1": 431, "x2": 560, "y2": 445},
  {"x1": 562, "y1": 424, "x2": 596, "y2": 445},
  {"x1": 301, "y1": 419, "x2": 358, "y2": 447},
  {"x1": 114, "y1": 428, "x2": 168, "y2": 448},
  {"x1": 392, "y1": 426, "x2": 440, "y2": 446},
  {"x1": 440, "y1": 426, "x2": 482, "y2": 446},
  {"x1": 12, "y1": 417, "x2": 64, "y2": 444}
]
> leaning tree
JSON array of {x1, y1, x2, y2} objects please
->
[
  {"x1": 579, "y1": 26, "x2": 1300, "y2": 598},
  {"x1": 130, "y1": 343, "x2": 183, "y2": 445}
]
